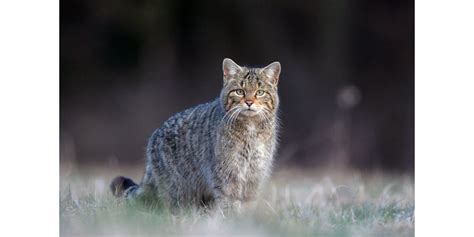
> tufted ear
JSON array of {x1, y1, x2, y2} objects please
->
[
  {"x1": 261, "y1": 61, "x2": 281, "y2": 85},
  {"x1": 222, "y1": 58, "x2": 242, "y2": 80}
]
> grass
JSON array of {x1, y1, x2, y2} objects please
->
[{"x1": 60, "y1": 166, "x2": 414, "y2": 237}]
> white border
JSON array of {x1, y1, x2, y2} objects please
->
[
  {"x1": 2, "y1": 0, "x2": 474, "y2": 236},
  {"x1": 0, "y1": 1, "x2": 59, "y2": 236},
  {"x1": 416, "y1": 0, "x2": 474, "y2": 236}
]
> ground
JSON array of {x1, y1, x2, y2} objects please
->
[{"x1": 60, "y1": 165, "x2": 414, "y2": 237}]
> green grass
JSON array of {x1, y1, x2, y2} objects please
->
[{"x1": 60, "y1": 167, "x2": 414, "y2": 237}]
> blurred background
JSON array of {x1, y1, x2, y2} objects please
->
[{"x1": 60, "y1": 0, "x2": 413, "y2": 174}]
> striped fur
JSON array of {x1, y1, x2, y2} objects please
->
[{"x1": 111, "y1": 58, "x2": 281, "y2": 211}]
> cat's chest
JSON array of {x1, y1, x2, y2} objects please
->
[
  {"x1": 226, "y1": 138, "x2": 267, "y2": 179},
  {"x1": 239, "y1": 137, "x2": 268, "y2": 160},
  {"x1": 217, "y1": 125, "x2": 274, "y2": 187},
  {"x1": 218, "y1": 122, "x2": 274, "y2": 160},
  {"x1": 234, "y1": 137, "x2": 272, "y2": 192},
  {"x1": 234, "y1": 128, "x2": 273, "y2": 162}
]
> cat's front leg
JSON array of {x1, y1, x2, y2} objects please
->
[{"x1": 212, "y1": 189, "x2": 242, "y2": 215}]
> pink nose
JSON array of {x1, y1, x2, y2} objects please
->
[{"x1": 245, "y1": 100, "x2": 254, "y2": 107}]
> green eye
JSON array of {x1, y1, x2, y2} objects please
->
[
  {"x1": 235, "y1": 89, "x2": 244, "y2": 96},
  {"x1": 256, "y1": 90, "x2": 265, "y2": 97}
]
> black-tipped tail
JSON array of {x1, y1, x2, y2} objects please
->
[{"x1": 110, "y1": 176, "x2": 138, "y2": 197}]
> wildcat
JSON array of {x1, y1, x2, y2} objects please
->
[{"x1": 110, "y1": 58, "x2": 281, "y2": 211}]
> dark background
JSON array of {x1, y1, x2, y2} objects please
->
[{"x1": 60, "y1": 0, "x2": 413, "y2": 173}]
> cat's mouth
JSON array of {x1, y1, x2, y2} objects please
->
[{"x1": 240, "y1": 108, "x2": 259, "y2": 116}]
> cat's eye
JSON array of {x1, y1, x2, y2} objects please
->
[
  {"x1": 235, "y1": 89, "x2": 245, "y2": 96},
  {"x1": 256, "y1": 90, "x2": 265, "y2": 97}
]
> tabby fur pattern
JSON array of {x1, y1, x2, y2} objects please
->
[{"x1": 111, "y1": 58, "x2": 281, "y2": 211}]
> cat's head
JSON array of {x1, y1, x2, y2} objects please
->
[{"x1": 220, "y1": 58, "x2": 281, "y2": 120}]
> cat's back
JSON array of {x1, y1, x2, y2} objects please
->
[
  {"x1": 159, "y1": 98, "x2": 222, "y2": 134},
  {"x1": 146, "y1": 98, "x2": 223, "y2": 159}
]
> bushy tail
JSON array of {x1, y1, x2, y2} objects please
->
[{"x1": 110, "y1": 176, "x2": 139, "y2": 198}]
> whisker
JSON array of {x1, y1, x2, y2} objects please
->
[
  {"x1": 259, "y1": 108, "x2": 274, "y2": 126},
  {"x1": 223, "y1": 107, "x2": 241, "y2": 127},
  {"x1": 222, "y1": 107, "x2": 238, "y2": 122},
  {"x1": 228, "y1": 108, "x2": 242, "y2": 126}
]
